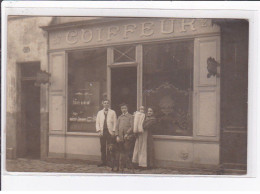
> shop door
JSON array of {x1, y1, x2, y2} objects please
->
[
  {"x1": 20, "y1": 63, "x2": 41, "y2": 159},
  {"x1": 111, "y1": 67, "x2": 137, "y2": 116}
]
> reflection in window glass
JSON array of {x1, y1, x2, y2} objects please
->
[
  {"x1": 68, "y1": 49, "x2": 107, "y2": 132},
  {"x1": 143, "y1": 41, "x2": 193, "y2": 136}
]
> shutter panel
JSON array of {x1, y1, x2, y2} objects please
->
[
  {"x1": 193, "y1": 36, "x2": 220, "y2": 140},
  {"x1": 49, "y1": 51, "x2": 66, "y2": 132}
]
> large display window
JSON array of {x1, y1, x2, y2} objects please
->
[
  {"x1": 67, "y1": 41, "x2": 193, "y2": 136},
  {"x1": 67, "y1": 49, "x2": 107, "y2": 132},
  {"x1": 143, "y1": 41, "x2": 194, "y2": 136}
]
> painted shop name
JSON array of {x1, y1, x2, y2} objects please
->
[{"x1": 50, "y1": 19, "x2": 216, "y2": 48}]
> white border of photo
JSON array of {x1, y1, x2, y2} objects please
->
[{"x1": 1, "y1": 1, "x2": 260, "y2": 191}]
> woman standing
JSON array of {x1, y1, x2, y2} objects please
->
[{"x1": 132, "y1": 107, "x2": 156, "y2": 169}]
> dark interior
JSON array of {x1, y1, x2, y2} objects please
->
[
  {"x1": 111, "y1": 67, "x2": 137, "y2": 116},
  {"x1": 20, "y1": 63, "x2": 40, "y2": 159}
]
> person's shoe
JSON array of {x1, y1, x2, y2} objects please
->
[{"x1": 97, "y1": 163, "x2": 106, "y2": 167}]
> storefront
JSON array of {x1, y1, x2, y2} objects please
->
[{"x1": 42, "y1": 18, "x2": 221, "y2": 168}]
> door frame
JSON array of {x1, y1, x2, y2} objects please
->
[
  {"x1": 107, "y1": 44, "x2": 143, "y2": 110},
  {"x1": 16, "y1": 61, "x2": 41, "y2": 158}
]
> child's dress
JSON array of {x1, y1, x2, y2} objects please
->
[{"x1": 133, "y1": 111, "x2": 145, "y2": 133}]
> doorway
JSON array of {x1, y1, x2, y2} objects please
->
[
  {"x1": 19, "y1": 62, "x2": 41, "y2": 159},
  {"x1": 111, "y1": 67, "x2": 137, "y2": 116}
]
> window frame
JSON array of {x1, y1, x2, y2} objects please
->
[
  {"x1": 62, "y1": 36, "x2": 220, "y2": 142},
  {"x1": 65, "y1": 48, "x2": 108, "y2": 133},
  {"x1": 142, "y1": 40, "x2": 194, "y2": 137}
]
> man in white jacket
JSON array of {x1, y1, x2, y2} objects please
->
[{"x1": 96, "y1": 99, "x2": 117, "y2": 167}]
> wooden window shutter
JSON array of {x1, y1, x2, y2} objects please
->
[{"x1": 193, "y1": 36, "x2": 220, "y2": 140}]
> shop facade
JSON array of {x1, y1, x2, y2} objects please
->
[{"x1": 42, "y1": 18, "x2": 221, "y2": 168}]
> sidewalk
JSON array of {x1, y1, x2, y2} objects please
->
[{"x1": 5, "y1": 158, "x2": 222, "y2": 175}]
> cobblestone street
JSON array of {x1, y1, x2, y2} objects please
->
[{"x1": 5, "y1": 158, "x2": 221, "y2": 175}]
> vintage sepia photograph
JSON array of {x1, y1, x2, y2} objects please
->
[{"x1": 4, "y1": 16, "x2": 248, "y2": 175}]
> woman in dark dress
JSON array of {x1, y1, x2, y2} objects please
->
[{"x1": 144, "y1": 107, "x2": 156, "y2": 168}]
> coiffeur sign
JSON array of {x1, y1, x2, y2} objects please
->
[{"x1": 48, "y1": 18, "x2": 220, "y2": 50}]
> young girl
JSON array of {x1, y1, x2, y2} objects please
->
[{"x1": 133, "y1": 106, "x2": 145, "y2": 134}]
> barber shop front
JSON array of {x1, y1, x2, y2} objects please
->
[{"x1": 43, "y1": 18, "x2": 221, "y2": 168}]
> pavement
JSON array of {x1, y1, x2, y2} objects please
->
[{"x1": 5, "y1": 158, "x2": 222, "y2": 175}]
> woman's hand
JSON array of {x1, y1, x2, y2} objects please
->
[{"x1": 116, "y1": 136, "x2": 121, "y2": 143}]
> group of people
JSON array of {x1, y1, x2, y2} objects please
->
[{"x1": 95, "y1": 99, "x2": 156, "y2": 172}]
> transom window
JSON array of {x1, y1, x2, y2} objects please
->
[{"x1": 113, "y1": 45, "x2": 136, "y2": 63}]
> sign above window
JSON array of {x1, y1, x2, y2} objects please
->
[{"x1": 47, "y1": 18, "x2": 220, "y2": 51}]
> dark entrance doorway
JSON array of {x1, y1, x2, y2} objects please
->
[
  {"x1": 111, "y1": 67, "x2": 137, "y2": 116},
  {"x1": 19, "y1": 62, "x2": 41, "y2": 159}
]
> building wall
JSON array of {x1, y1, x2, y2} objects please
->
[
  {"x1": 6, "y1": 16, "x2": 52, "y2": 158},
  {"x1": 220, "y1": 20, "x2": 248, "y2": 172}
]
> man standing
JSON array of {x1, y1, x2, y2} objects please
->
[{"x1": 96, "y1": 99, "x2": 117, "y2": 167}]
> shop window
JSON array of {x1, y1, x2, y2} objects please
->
[
  {"x1": 143, "y1": 41, "x2": 193, "y2": 136},
  {"x1": 114, "y1": 45, "x2": 136, "y2": 63},
  {"x1": 68, "y1": 49, "x2": 107, "y2": 132}
]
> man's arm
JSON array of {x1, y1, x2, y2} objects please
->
[
  {"x1": 95, "y1": 111, "x2": 100, "y2": 132},
  {"x1": 112, "y1": 111, "x2": 117, "y2": 132},
  {"x1": 115, "y1": 116, "x2": 120, "y2": 136}
]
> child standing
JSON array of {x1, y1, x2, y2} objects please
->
[{"x1": 115, "y1": 103, "x2": 135, "y2": 172}]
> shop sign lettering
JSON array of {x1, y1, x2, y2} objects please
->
[{"x1": 49, "y1": 18, "x2": 219, "y2": 50}]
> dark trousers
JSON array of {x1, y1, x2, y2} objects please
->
[{"x1": 100, "y1": 127, "x2": 112, "y2": 164}]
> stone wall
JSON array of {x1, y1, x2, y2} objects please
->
[{"x1": 6, "y1": 16, "x2": 53, "y2": 159}]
